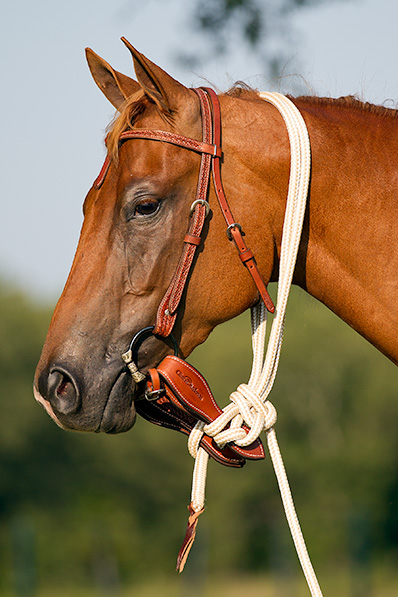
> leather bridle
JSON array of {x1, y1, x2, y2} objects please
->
[
  {"x1": 95, "y1": 87, "x2": 274, "y2": 333},
  {"x1": 94, "y1": 87, "x2": 275, "y2": 467}
]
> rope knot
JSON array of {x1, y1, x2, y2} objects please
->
[{"x1": 187, "y1": 384, "x2": 277, "y2": 458}]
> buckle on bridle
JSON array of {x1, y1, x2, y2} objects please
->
[
  {"x1": 144, "y1": 388, "x2": 165, "y2": 401},
  {"x1": 226, "y1": 222, "x2": 243, "y2": 241},
  {"x1": 190, "y1": 199, "x2": 210, "y2": 218}
]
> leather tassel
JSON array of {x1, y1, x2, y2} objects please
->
[{"x1": 176, "y1": 503, "x2": 204, "y2": 573}]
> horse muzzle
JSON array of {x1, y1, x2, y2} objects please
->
[{"x1": 34, "y1": 361, "x2": 138, "y2": 434}]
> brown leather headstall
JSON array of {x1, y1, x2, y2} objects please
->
[
  {"x1": 93, "y1": 87, "x2": 274, "y2": 339},
  {"x1": 125, "y1": 327, "x2": 265, "y2": 468},
  {"x1": 98, "y1": 87, "x2": 275, "y2": 465}
]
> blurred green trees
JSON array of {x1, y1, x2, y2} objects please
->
[
  {"x1": 0, "y1": 281, "x2": 397, "y2": 595},
  {"x1": 178, "y1": 0, "x2": 351, "y2": 79}
]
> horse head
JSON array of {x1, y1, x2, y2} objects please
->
[{"x1": 34, "y1": 40, "x2": 279, "y2": 435}]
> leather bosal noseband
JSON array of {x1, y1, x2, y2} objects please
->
[{"x1": 95, "y1": 87, "x2": 274, "y2": 468}]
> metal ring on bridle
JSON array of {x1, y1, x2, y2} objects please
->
[
  {"x1": 121, "y1": 325, "x2": 179, "y2": 384},
  {"x1": 226, "y1": 222, "x2": 243, "y2": 241},
  {"x1": 190, "y1": 199, "x2": 210, "y2": 217},
  {"x1": 128, "y1": 325, "x2": 179, "y2": 357}
]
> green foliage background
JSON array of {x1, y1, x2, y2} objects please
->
[{"x1": 0, "y1": 281, "x2": 397, "y2": 595}]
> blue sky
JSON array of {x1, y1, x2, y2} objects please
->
[{"x1": 2, "y1": 0, "x2": 397, "y2": 300}]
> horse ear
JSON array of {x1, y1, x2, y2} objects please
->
[
  {"x1": 85, "y1": 47, "x2": 140, "y2": 109},
  {"x1": 121, "y1": 38, "x2": 190, "y2": 114}
]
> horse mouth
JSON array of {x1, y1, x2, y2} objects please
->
[
  {"x1": 34, "y1": 368, "x2": 138, "y2": 434},
  {"x1": 97, "y1": 370, "x2": 138, "y2": 434}
]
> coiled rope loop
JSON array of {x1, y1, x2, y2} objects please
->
[{"x1": 184, "y1": 93, "x2": 323, "y2": 597}]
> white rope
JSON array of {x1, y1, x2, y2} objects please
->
[{"x1": 186, "y1": 93, "x2": 323, "y2": 595}]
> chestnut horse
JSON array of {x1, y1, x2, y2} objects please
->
[{"x1": 34, "y1": 40, "x2": 398, "y2": 436}]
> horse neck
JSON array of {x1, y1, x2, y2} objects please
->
[
  {"x1": 290, "y1": 98, "x2": 398, "y2": 364},
  {"x1": 222, "y1": 93, "x2": 398, "y2": 364}
]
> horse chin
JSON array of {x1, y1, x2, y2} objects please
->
[{"x1": 97, "y1": 370, "x2": 137, "y2": 434}]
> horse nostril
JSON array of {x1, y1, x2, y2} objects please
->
[{"x1": 47, "y1": 368, "x2": 81, "y2": 415}]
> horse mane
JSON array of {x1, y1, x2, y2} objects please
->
[
  {"x1": 226, "y1": 82, "x2": 398, "y2": 118},
  {"x1": 106, "y1": 84, "x2": 398, "y2": 161},
  {"x1": 225, "y1": 82, "x2": 262, "y2": 101},
  {"x1": 293, "y1": 94, "x2": 398, "y2": 119}
]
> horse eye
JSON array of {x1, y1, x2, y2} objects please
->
[{"x1": 134, "y1": 199, "x2": 160, "y2": 217}]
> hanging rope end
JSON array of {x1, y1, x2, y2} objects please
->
[{"x1": 176, "y1": 503, "x2": 204, "y2": 573}]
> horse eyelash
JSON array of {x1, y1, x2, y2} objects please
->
[
  {"x1": 125, "y1": 198, "x2": 161, "y2": 221},
  {"x1": 134, "y1": 199, "x2": 161, "y2": 217}
]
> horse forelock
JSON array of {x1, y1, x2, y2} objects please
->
[
  {"x1": 106, "y1": 89, "x2": 148, "y2": 162},
  {"x1": 106, "y1": 82, "x2": 262, "y2": 164}
]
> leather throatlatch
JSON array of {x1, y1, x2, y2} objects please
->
[{"x1": 204, "y1": 88, "x2": 275, "y2": 314}]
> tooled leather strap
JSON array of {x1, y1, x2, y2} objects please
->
[
  {"x1": 95, "y1": 89, "x2": 215, "y2": 336},
  {"x1": 152, "y1": 88, "x2": 274, "y2": 334},
  {"x1": 152, "y1": 88, "x2": 214, "y2": 336},
  {"x1": 119, "y1": 129, "x2": 222, "y2": 158},
  {"x1": 93, "y1": 154, "x2": 111, "y2": 189},
  {"x1": 93, "y1": 129, "x2": 220, "y2": 190}
]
